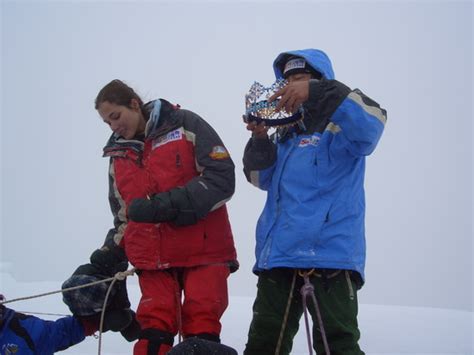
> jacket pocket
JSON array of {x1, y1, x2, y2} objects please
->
[
  {"x1": 159, "y1": 222, "x2": 205, "y2": 264},
  {"x1": 123, "y1": 223, "x2": 160, "y2": 269}
]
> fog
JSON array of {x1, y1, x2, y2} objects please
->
[{"x1": 1, "y1": 0, "x2": 472, "y2": 315}]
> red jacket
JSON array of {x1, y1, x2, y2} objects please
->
[{"x1": 102, "y1": 100, "x2": 238, "y2": 271}]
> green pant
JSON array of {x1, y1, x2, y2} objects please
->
[{"x1": 244, "y1": 268, "x2": 364, "y2": 355}]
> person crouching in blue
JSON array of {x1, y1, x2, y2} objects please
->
[
  {"x1": 0, "y1": 294, "x2": 94, "y2": 354},
  {"x1": 242, "y1": 49, "x2": 387, "y2": 354},
  {"x1": 0, "y1": 289, "x2": 138, "y2": 355}
]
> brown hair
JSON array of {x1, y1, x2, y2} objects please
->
[{"x1": 95, "y1": 80, "x2": 146, "y2": 116}]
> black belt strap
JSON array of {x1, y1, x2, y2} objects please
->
[{"x1": 9, "y1": 314, "x2": 36, "y2": 352}]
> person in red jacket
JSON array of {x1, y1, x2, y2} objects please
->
[{"x1": 92, "y1": 79, "x2": 238, "y2": 355}]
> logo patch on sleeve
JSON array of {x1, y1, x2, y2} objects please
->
[
  {"x1": 209, "y1": 145, "x2": 230, "y2": 160},
  {"x1": 299, "y1": 135, "x2": 320, "y2": 147},
  {"x1": 152, "y1": 129, "x2": 183, "y2": 149},
  {"x1": 2, "y1": 343, "x2": 19, "y2": 353}
]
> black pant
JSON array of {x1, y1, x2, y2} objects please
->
[{"x1": 244, "y1": 268, "x2": 364, "y2": 355}]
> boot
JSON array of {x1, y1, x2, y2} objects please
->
[{"x1": 133, "y1": 328, "x2": 174, "y2": 355}]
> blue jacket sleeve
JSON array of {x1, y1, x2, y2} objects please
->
[
  {"x1": 1, "y1": 309, "x2": 86, "y2": 355},
  {"x1": 330, "y1": 89, "x2": 386, "y2": 156},
  {"x1": 308, "y1": 79, "x2": 387, "y2": 157},
  {"x1": 34, "y1": 315, "x2": 86, "y2": 353}
]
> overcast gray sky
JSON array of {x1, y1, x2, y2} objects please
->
[{"x1": 1, "y1": 0, "x2": 472, "y2": 312}]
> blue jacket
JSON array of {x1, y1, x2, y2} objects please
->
[
  {"x1": 243, "y1": 49, "x2": 386, "y2": 282},
  {"x1": 0, "y1": 306, "x2": 85, "y2": 354}
]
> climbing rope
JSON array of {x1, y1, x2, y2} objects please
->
[
  {"x1": 299, "y1": 270, "x2": 330, "y2": 355},
  {"x1": 0, "y1": 268, "x2": 136, "y2": 355},
  {"x1": 97, "y1": 269, "x2": 135, "y2": 355},
  {"x1": 274, "y1": 270, "x2": 297, "y2": 355},
  {"x1": 14, "y1": 311, "x2": 69, "y2": 317},
  {"x1": 0, "y1": 269, "x2": 135, "y2": 306}
]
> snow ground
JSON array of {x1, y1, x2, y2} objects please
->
[{"x1": 1, "y1": 271, "x2": 472, "y2": 354}]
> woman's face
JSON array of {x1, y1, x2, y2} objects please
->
[{"x1": 98, "y1": 99, "x2": 146, "y2": 139}]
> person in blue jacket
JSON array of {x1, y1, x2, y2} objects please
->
[
  {"x1": 242, "y1": 49, "x2": 386, "y2": 354},
  {"x1": 0, "y1": 294, "x2": 91, "y2": 354},
  {"x1": 0, "y1": 292, "x2": 138, "y2": 355}
]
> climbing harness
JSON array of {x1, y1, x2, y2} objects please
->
[
  {"x1": 299, "y1": 269, "x2": 330, "y2": 355},
  {"x1": 274, "y1": 269, "x2": 331, "y2": 355}
]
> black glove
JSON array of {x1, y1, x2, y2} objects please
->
[
  {"x1": 63, "y1": 263, "x2": 131, "y2": 315},
  {"x1": 90, "y1": 246, "x2": 128, "y2": 277},
  {"x1": 128, "y1": 192, "x2": 177, "y2": 224},
  {"x1": 77, "y1": 309, "x2": 140, "y2": 341},
  {"x1": 120, "y1": 310, "x2": 141, "y2": 342},
  {"x1": 128, "y1": 188, "x2": 197, "y2": 226}
]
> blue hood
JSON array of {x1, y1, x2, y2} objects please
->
[{"x1": 273, "y1": 48, "x2": 335, "y2": 80}]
